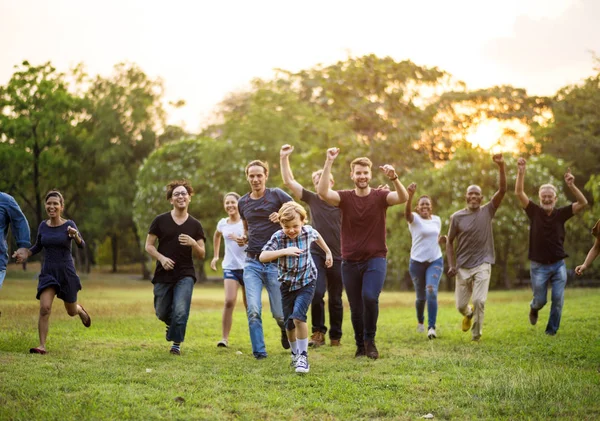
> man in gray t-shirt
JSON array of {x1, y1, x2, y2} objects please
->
[{"x1": 446, "y1": 154, "x2": 506, "y2": 341}]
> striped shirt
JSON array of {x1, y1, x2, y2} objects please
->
[{"x1": 262, "y1": 225, "x2": 319, "y2": 291}]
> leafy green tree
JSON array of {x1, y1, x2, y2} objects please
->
[{"x1": 0, "y1": 61, "x2": 82, "y2": 229}]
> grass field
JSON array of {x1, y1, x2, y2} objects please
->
[{"x1": 1, "y1": 269, "x2": 599, "y2": 420}]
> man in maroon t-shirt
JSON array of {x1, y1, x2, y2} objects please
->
[{"x1": 317, "y1": 147, "x2": 408, "y2": 359}]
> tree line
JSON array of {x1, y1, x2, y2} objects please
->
[{"x1": 2, "y1": 55, "x2": 599, "y2": 288}]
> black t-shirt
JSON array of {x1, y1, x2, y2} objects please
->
[
  {"x1": 238, "y1": 188, "x2": 293, "y2": 254},
  {"x1": 301, "y1": 189, "x2": 341, "y2": 260},
  {"x1": 149, "y1": 212, "x2": 205, "y2": 284},
  {"x1": 525, "y1": 200, "x2": 574, "y2": 264}
]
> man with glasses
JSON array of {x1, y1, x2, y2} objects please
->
[{"x1": 145, "y1": 180, "x2": 205, "y2": 355}]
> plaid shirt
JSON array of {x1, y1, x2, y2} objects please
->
[{"x1": 262, "y1": 225, "x2": 319, "y2": 291}]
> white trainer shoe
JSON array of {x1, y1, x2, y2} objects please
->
[
  {"x1": 290, "y1": 352, "x2": 299, "y2": 368},
  {"x1": 427, "y1": 327, "x2": 437, "y2": 339},
  {"x1": 295, "y1": 354, "x2": 310, "y2": 373},
  {"x1": 417, "y1": 323, "x2": 425, "y2": 333}
]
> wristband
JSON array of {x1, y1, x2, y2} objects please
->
[{"x1": 389, "y1": 175, "x2": 398, "y2": 181}]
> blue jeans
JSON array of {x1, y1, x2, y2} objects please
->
[
  {"x1": 530, "y1": 260, "x2": 567, "y2": 334},
  {"x1": 409, "y1": 257, "x2": 443, "y2": 329},
  {"x1": 0, "y1": 270, "x2": 5, "y2": 288},
  {"x1": 243, "y1": 258, "x2": 285, "y2": 357},
  {"x1": 311, "y1": 254, "x2": 344, "y2": 340},
  {"x1": 342, "y1": 257, "x2": 387, "y2": 347},
  {"x1": 281, "y1": 281, "x2": 316, "y2": 330},
  {"x1": 153, "y1": 276, "x2": 195, "y2": 343}
]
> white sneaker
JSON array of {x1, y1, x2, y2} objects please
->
[
  {"x1": 295, "y1": 354, "x2": 310, "y2": 373},
  {"x1": 427, "y1": 327, "x2": 437, "y2": 339},
  {"x1": 290, "y1": 352, "x2": 299, "y2": 368},
  {"x1": 417, "y1": 323, "x2": 425, "y2": 333}
]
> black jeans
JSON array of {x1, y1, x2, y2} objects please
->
[{"x1": 310, "y1": 253, "x2": 344, "y2": 340}]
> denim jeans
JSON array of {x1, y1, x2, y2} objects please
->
[
  {"x1": 342, "y1": 257, "x2": 387, "y2": 347},
  {"x1": 281, "y1": 281, "x2": 316, "y2": 330},
  {"x1": 530, "y1": 260, "x2": 567, "y2": 334},
  {"x1": 153, "y1": 276, "x2": 195, "y2": 343},
  {"x1": 409, "y1": 257, "x2": 443, "y2": 329},
  {"x1": 0, "y1": 269, "x2": 5, "y2": 288},
  {"x1": 310, "y1": 254, "x2": 344, "y2": 340},
  {"x1": 243, "y1": 258, "x2": 285, "y2": 357}
]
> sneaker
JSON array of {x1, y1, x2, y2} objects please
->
[
  {"x1": 308, "y1": 331, "x2": 325, "y2": 348},
  {"x1": 365, "y1": 340, "x2": 379, "y2": 360},
  {"x1": 427, "y1": 327, "x2": 437, "y2": 339},
  {"x1": 545, "y1": 331, "x2": 556, "y2": 336},
  {"x1": 529, "y1": 308, "x2": 538, "y2": 325},
  {"x1": 169, "y1": 347, "x2": 181, "y2": 356},
  {"x1": 462, "y1": 307, "x2": 473, "y2": 332},
  {"x1": 295, "y1": 354, "x2": 310, "y2": 373},
  {"x1": 417, "y1": 323, "x2": 425, "y2": 333},
  {"x1": 281, "y1": 329, "x2": 290, "y2": 350},
  {"x1": 254, "y1": 353, "x2": 268, "y2": 360},
  {"x1": 330, "y1": 339, "x2": 341, "y2": 347},
  {"x1": 290, "y1": 352, "x2": 299, "y2": 367},
  {"x1": 217, "y1": 339, "x2": 228, "y2": 348},
  {"x1": 355, "y1": 345, "x2": 366, "y2": 358}
]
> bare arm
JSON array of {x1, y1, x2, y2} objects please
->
[
  {"x1": 564, "y1": 168, "x2": 588, "y2": 214},
  {"x1": 192, "y1": 239, "x2": 206, "y2": 259},
  {"x1": 404, "y1": 183, "x2": 416, "y2": 223},
  {"x1": 280, "y1": 144, "x2": 304, "y2": 200},
  {"x1": 317, "y1": 148, "x2": 341, "y2": 206},
  {"x1": 260, "y1": 246, "x2": 302, "y2": 262},
  {"x1": 575, "y1": 237, "x2": 600, "y2": 275},
  {"x1": 235, "y1": 220, "x2": 249, "y2": 247},
  {"x1": 491, "y1": 153, "x2": 507, "y2": 209},
  {"x1": 446, "y1": 218, "x2": 457, "y2": 277},
  {"x1": 210, "y1": 230, "x2": 223, "y2": 271},
  {"x1": 314, "y1": 233, "x2": 333, "y2": 268},
  {"x1": 515, "y1": 157, "x2": 529, "y2": 208},
  {"x1": 145, "y1": 233, "x2": 175, "y2": 270}
]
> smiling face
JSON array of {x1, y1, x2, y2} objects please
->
[
  {"x1": 169, "y1": 185, "x2": 191, "y2": 210},
  {"x1": 465, "y1": 185, "x2": 483, "y2": 211},
  {"x1": 416, "y1": 196, "x2": 432, "y2": 219},
  {"x1": 281, "y1": 214, "x2": 303, "y2": 240},
  {"x1": 223, "y1": 194, "x2": 239, "y2": 216},
  {"x1": 351, "y1": 164, "x2": 371, "y2": 190},
  {"x1": 45, "y1": 195, "x2": 63, "y2": 219},
  {"x1": 246, "y1": 165, "x2": 268, "y2": 194},
  {"x1": 539, "y1": 187, "x2": 557, "y2": 213}
]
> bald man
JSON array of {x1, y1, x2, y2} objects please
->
[{"x1": 446, "y1": 154, "x2": 506, "y2": 341}]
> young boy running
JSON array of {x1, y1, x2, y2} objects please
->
[{"x1": 260, "y1": 202, "x2": 333, "y2": 373}]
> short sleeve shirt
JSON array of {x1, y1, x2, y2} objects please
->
[
  {"x1": 149, "y1": 212, "x2": 205, "y2": 284},
  {"x1": 338, "y1": 189, "x2": 390, "y2": 261},
  {"x1": 301, "y1": 189, "x2": 341, "y2": 260},
  {"x1": 525, "y1": 201, "x2": 574, "y2": 264},
  {"x1": 216, "y1": 218, "x2": 246, "y2": 270},
  {"x1": 238, "y1": 188, "x2": 293, "y2": 254},
  {"x1": 448, "y1": 202, "x2": 497, "y2": 269},
  {"x1": 408, "y1": 213, "x2": 443, "y2": 263},
  {"x1": 262, "y1": 225, "x2": 319, "y2": 291}
]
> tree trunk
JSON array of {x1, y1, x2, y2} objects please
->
[
  {"x1": 132, "y1": 227, "x2": 151, "y2": 280},
  {"x1": 85, "y1": 247, "x2": 91, "y2": 274},
  {"x1": 196, "y1": 260, "x2": 207, "y2": 283},
  {"x1": 111, "y1": 234, "x2": 118, "y2": 273}
]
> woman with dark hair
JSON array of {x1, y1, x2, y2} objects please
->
[
  {"x1": 211, "y1": 192, "x2": 247, "y2": 348},
  {"x1": 404, "y1": 183, "x2": 446, "y2": 340},
  {"x1": 24, "y1": 190, "x2": 90, "y2": 354}
]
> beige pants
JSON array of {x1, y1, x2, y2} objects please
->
[{"x1": 455, "y1": 263, "x2": 491, "y2": 340}]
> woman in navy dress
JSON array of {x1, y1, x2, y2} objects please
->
[{"x1": 25, "y1": 191, "x2": 91, "y2": 354}]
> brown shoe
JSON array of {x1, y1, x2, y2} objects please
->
[
  {"x1": 330, "y1": 339, "x2": 341, "y2": 346},
  {"x1": 308, "y1": 331, "x2": 325, "y2": 348},
  {"x1": 529, "y1": 307, "x2": 538, "y2": 325},
  {"x1": 355, "y1": 345, "x2": 366, "y2": 358},
  {"x1": 365, "y1": 340, "x2": 379, "y2": 360}
]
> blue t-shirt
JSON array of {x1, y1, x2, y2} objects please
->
[
  {"x1": 0, "y1": 192, "x2": 30, "y2": 271},
  {"x1": 238, "y1": 188, "x2": 293, "y2": 254}
]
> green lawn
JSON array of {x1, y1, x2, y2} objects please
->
[{"x1": 1, "y1": 270, "x2": 599, "y2": 420}]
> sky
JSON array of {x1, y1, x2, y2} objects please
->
[{"x1": 1, "y1": 0, "x2": 599, "y2": 134}]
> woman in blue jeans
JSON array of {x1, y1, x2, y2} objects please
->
[{"x1": 404, "y1": 183, "x2": 446, "y2": 339}]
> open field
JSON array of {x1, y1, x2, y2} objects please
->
[{"x1": 1, "y1": 270, "x2": 599, "y2": 420}]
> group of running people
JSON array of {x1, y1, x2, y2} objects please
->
[{"x1": 1, "y1": 146, "x2": 599, "y2": 374}]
